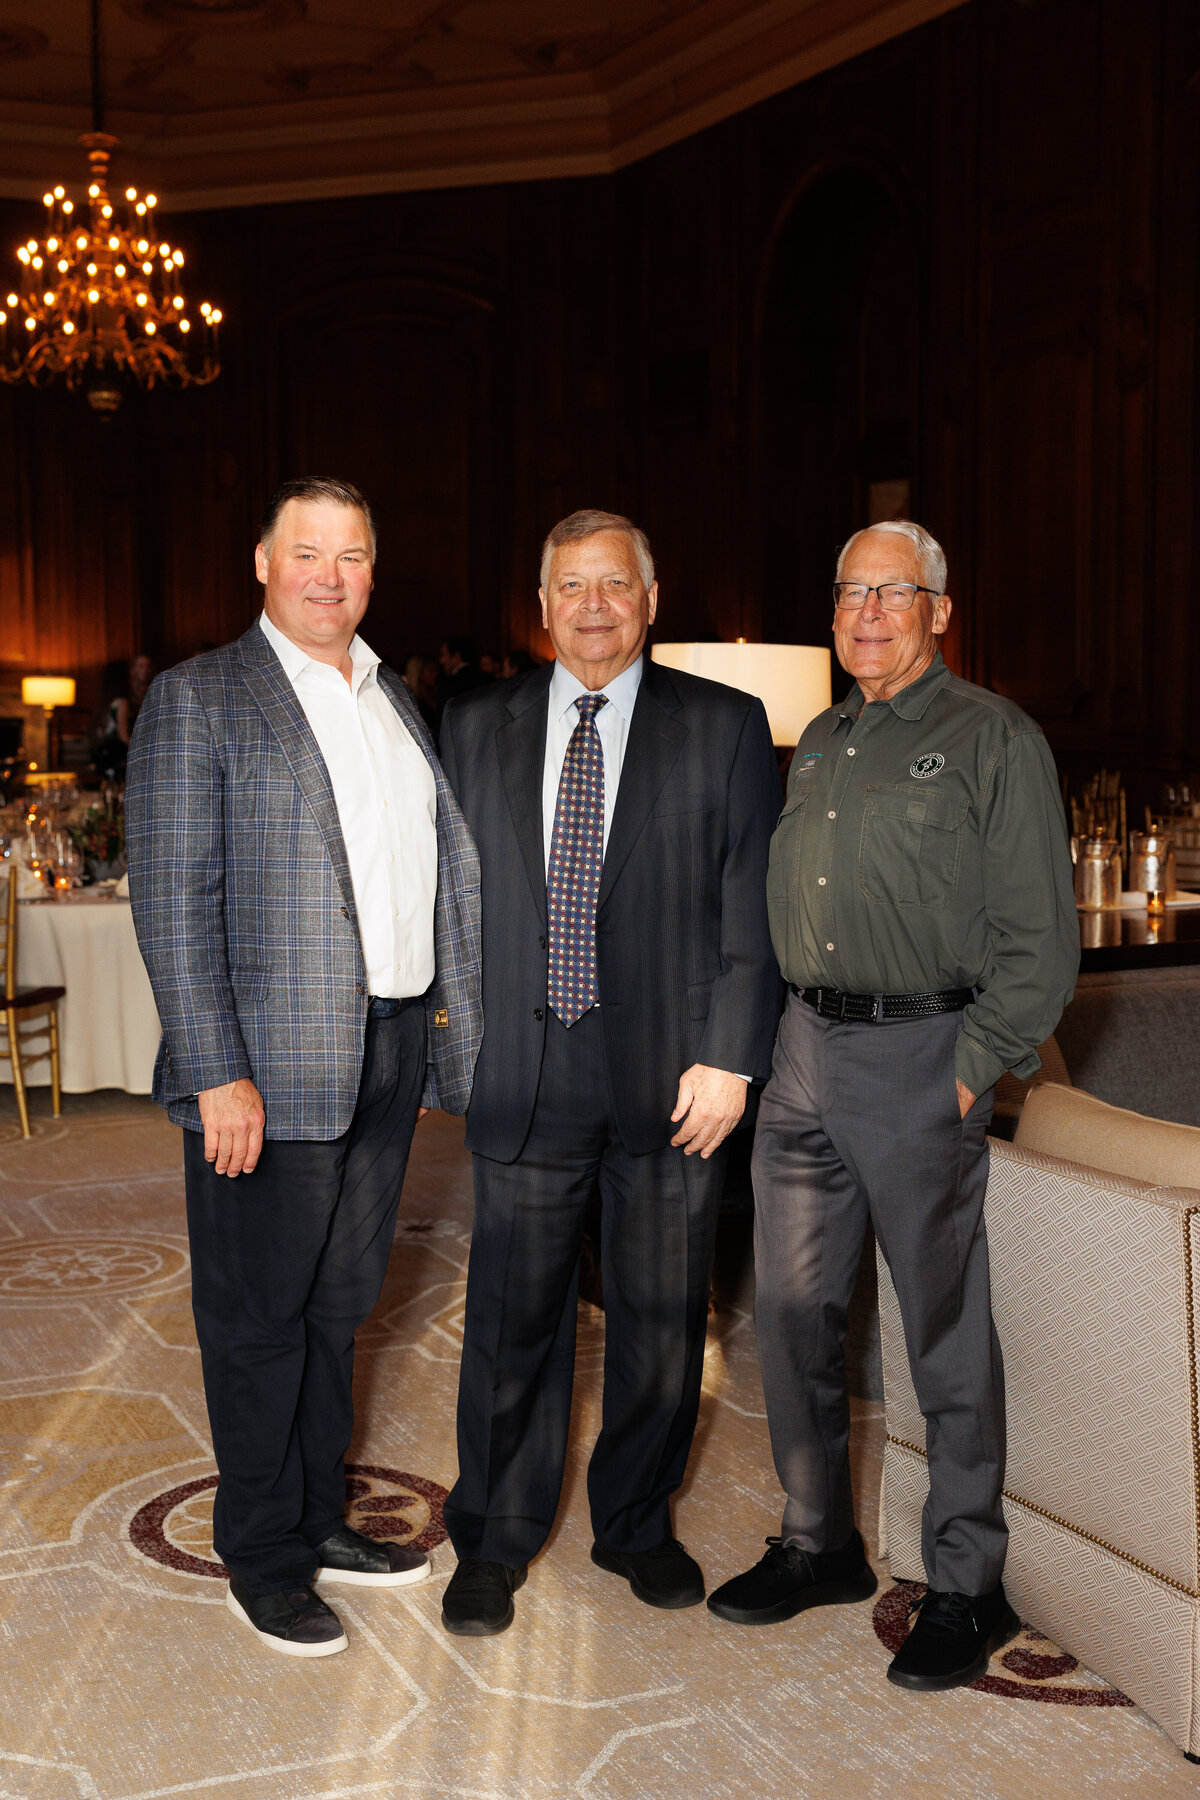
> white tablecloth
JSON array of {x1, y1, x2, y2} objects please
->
[{"x1": 1, "y1": 895, "x2": 161, "y2": 1093}]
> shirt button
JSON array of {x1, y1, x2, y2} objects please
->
[
  {"x1": 826, "y1": 942, "x2": 835, "y2": 952},
  {"x1": 818, "y1": 877, "x2": 827, "y2": 886},
  {"x1": 828, "y1": 810, "x2": 836, "y2": 819},
  {"x1": 846, "y1": 747, "x2": 856, "y2": 756}
]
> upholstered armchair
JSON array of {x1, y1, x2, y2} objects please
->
[{"x1": 878, "y1": 1083, "x2": 1200, "y2": 1759}]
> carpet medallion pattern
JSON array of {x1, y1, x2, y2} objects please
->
[{"x1": 0, "y1": 1091, "x2": 1193, "y2": 1799}]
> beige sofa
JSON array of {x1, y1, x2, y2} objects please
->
[{"x1": 878, "y1": 1083, "x2": 1200, "y2": 1758}]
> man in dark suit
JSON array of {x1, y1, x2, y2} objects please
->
[
  {"x1": 126, "y1": 477, "x2": 482, "y2": 1659},
  {"x1": 438, "y1": 508, "x2": 780, "y2": 1635}
]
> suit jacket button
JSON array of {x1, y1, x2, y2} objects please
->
[
  {"x1": 539, "y1": 936, "x2": 547, "y2": 949},
  {"x1": 534, "y1": 1008, "x2": 543, "y2": 1021},
  {"x1": 341, "y1": 906, "x2": 349, "y2": 918},
  {"x1": 357, "y1": 983, "x2": 366, "y2": 995}
]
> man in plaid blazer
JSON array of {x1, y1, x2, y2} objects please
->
[{"x1": 126, "y1": 477, "x2": 481, "y2": 1659}]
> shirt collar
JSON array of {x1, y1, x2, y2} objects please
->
[
  {"x1": 258, "y1": 611, "x2": 380, "y2": 693},
  {"x1": 548, "y1": 652, "x2": 643, "y2": 724},
  {"x1": 836, "y1": 651, "x2": 951, "y2": 724}
]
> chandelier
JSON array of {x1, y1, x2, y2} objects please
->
[{"x1": 0, "y1": 1, "x2": 222, "y2": 417}]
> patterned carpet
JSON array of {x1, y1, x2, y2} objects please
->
[{"x1": 0, "y1": 1087, "x2": 1195, "y2": 1799}]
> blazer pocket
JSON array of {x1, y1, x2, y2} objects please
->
[
  {"x1": 230, "y1": 968, "x2": 270, "y2": 1004},
  {"x1": 688, "y1": 976, "x2": 716, "y2": 1021}
]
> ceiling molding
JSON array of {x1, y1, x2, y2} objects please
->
[{"x1": 0, "y1": 0, "x2": 968, "y2": 214}]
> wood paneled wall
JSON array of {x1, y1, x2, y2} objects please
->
[{"x1": 2, "y1": 0, "x2": 1198, "y2": 811}]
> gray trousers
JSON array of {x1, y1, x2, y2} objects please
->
[{"x1": 752, "y1": 993, "x2": 1007, "y2": 1595}]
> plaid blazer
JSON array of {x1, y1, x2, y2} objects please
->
[{"x1": 125, "y1": 621, "x2": 482, "y2": 1138}]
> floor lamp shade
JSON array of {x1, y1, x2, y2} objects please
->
[
  {"x1": 651, "y1": 643, "x2": 832, "y2": 746},
  {"x1": 22, "y1": 677, "x2": 76, "y2": 709}
]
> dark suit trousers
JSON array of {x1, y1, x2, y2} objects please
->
[
  {"x1": 183, "y1": 1003, "x2": 425, "y2": 1593},
  {"x1": 752, "y1": 995, "x2": 1006, "y2": 1595},
  {"x1": 444, "y1": 1007, "x2": 726, "y2": 1567}
]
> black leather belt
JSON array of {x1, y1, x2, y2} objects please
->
[
  {"x1": 367, "y1": 995, "x2": 421, "y2": 1019},
  {"x1": 792, "y1": 985, "x2": 974, "y2": 1023}
]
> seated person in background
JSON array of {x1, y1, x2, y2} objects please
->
[{"x1": 708, "y1": 519, "x2": 1078, "y2": 1692}]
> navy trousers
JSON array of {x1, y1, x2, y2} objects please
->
[
  {"x1": 184, "y1": 1002, "x2": 425, "y2": 1593},
  {"x1": 444, "y1": 1006, "x2": 727, "y2": 1567}
]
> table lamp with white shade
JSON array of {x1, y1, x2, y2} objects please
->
[
  {"x1": 650, "y1": 641, "x2": 831, "y2": 747},
  {"x1": 22, "y1": 676, "x2": 76, "y2": 771}
]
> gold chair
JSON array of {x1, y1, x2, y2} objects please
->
[{"x1": 2, "y1": 869, "x2": 64, "y2": 1136}]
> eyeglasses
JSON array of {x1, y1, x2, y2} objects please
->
[{"x1": 832, "y1": 582, "x2": 939, "y2": 612}]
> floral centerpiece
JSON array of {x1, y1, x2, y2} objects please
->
[{"x1": 68, "y1": 796, "x2": 126, "y2": 881}]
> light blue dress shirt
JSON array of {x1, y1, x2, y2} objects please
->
[{"x1": 541, "y1": 655, "x2": 643, "y2": 874}]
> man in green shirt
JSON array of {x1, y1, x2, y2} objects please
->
[{"x1": 707, "y1": 519, "x2": 1078, "y2": 1691}]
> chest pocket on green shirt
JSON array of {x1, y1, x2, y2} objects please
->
[
  {"x1": 857, "y1": 783, "x2": 969, "y2": 909},
  {"x1": 766, "y1": 784, "x2": 812, "y2": 906}
]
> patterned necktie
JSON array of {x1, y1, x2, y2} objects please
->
[{"x1": 547, "y1": 692, "x2": 608, "y2": 1026}]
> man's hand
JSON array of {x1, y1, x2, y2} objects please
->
[
  {"x1": 198, "y1": 1078, "x2": 266, "y2": 1177},
  {"x1": 956, "y1": 1079, "x2": 977, "y2": 1120},
  {"x1": 416, "y1": 1106, "x2": 430, "y2": 1123},
  {"x1": 670, "y1": 1065, "x2": 748, "y2": 1159}
]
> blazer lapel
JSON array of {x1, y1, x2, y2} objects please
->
[
  {"x1": 598, "y1": 659, "x2": 687, "y2": 909},
  {"x1": 497, "y1": 665, "x2": 553, "y2": 926},
  {"x1": 237, "y1": 625, "x2": 359, "y2": 923}
]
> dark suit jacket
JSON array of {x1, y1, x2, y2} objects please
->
[{"x1": 440, "y1": 654, "x2": 782, "y2": 1162}]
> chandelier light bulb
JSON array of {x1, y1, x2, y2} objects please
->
[
  {"x1": 31, "y1": 257, "x2": 42, "y2": 270},
  {"x1": 125, "y1": 187, "x2": 137, "y2": 201},
  {"x1": 145, "y1": 194, "x2": 157, "y2": 207},
  {"x1": 43, "y1": 291, "x2": 54, "y2": 305},
  {"x1": 16, "y1": 248, "x2": 29, "y2": 265},
  {"x1": 46, "y1": 237, "x2": 58, "y2": 251},
  {"x1": 57, "y1": 260, "x2": 68, "y2": 273},
  {"x1": 115, "y1": 262, "x2": 125, "y2": 276},
  {"x1": 76, "y1": 236, "x2": 87, "y2": 250},
  {"x1": 135, "y1": 203, "x2": 146, "y2": 216},
  {"x1": 88, "y1": 184, "x2": 99, "y2": 198},
  {"x1": 24, "y1": 316, "x2": 35, "y2": 331},
  {"x1": 142, "y1": 261, "x2": 152, "y2": 274},
  {"x1": 86, "y1": 263, "x2": 97, "y2": 275},
  {"x1": 62, "y1": 201, "x2": 73, "y2": 214},
  {"x1": 136, "y1": 293, "x2": 147, "y2": 306},
  {"x1": 87, "y1": 289, "x2": 99, "y2": 304},
  {"x1": 144, "y1": 321, "x2": 155, "y2": 335},
  {"x1": 42, "y1": 193, "x2": 53, "y2": 207},
  {"x1": 5, "y1": 294, "x2": 16, "y2": 307},
  {"x1": 200, "y1": 301, "x2": 210, "y2": 316},
  {"x1": 62, "y1": 320, "x2": 74, "y2": 335},
  {"x1": 53, "y1": 186, "x2": 64, "y2": 199},
  {"x1": 179, "y1": 319, "x2": 189, "y2": 332}
]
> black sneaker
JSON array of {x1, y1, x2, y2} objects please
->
[
  {"x1": 707, "y1": 1530, "x2": 877, "y2": 1625},
  {"x1": 314, "y1": 1523, "x2": 430, "y2": 1588},
  {"x1": 590, "y1": 1538, "x2": 705, "y2": 1609},
  {"x1": 226, "y1": 1576, "x2": 348, "y2": 1658},
  {"x1": 886, "y1": 1584, "x2": 1019, "y2": 1690},
  {"x1": 441, "y1": 1558, "x2": 527, "y2": 1636}
]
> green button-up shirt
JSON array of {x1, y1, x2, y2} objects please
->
[{"x1": 766, "y1": 652, "x2": 1079, "y2": 1097}]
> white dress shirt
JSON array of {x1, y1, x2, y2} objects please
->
[
  {"x1": 542, "y1": 655, "x2": 643, "y2": 873},
  {"x1": 259, "y1": 612, "x2": 437, "y2": 999}
]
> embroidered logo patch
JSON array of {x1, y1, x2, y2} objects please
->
[
  {"x1": 910, "y1": 753, "x2": 945, "y2": 779},
  {"x1": 796, "y1": 752, "x2": 823, "y2": 773}
]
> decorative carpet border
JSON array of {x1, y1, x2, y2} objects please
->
[{"x1": 885, "y1": 1434, "x2": 1200, "y2": 1600}]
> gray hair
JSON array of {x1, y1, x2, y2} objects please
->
[
  {"x1": 260, "y1": 476, "x2": 377, "y2": 563},
  {"x1": 540, "y1": 509, "x2": 655, "y2": 592},
  {"x1": 836, "y1": 519, "x2": 947, "y2": 594}
]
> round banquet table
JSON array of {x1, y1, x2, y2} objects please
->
[{"x1": 1, "y1": 892, "x2": 161, "y2": 1093}]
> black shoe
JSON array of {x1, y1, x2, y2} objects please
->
[
  {"x1": 226, "y1": 1576, "x2": 348, "y2": 1658},
  {"x1": 314, "y1": 1523, "x2": 430, "y2": 1588},
  {"x1": 590, "y1": 1538, "x2": 705, "y2": 1609},
  {"x1": 707, "y1": 1529, "x2": 877, "y2": 1625},
  {"x1": 441, "y1": 1558, "x2": 527, "y2": 1636},
  {"x1": 886, "y1": 1583, "x2": 1020, "y2": 1691}
]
